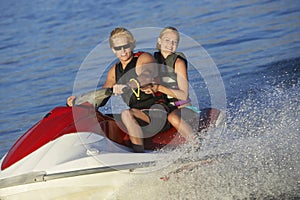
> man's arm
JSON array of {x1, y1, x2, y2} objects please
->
[{"x1": 103, "y1": 64, "x2": 116, "y2": 88}]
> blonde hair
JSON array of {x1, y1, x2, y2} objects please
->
[
  {"x1": 109, "y1": 27, "x2": 136, "y2": 49},
  {"x1": 156, "y1": 26, "x2": 180, "y2": 50}
]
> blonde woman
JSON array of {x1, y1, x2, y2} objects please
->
[{"x1": 142, "y1": 27, "x2": 198, "y2": 145}]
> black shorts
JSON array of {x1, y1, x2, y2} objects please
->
[{"x1": 136, "y1": 106, "x2": 171, "y2": 138}]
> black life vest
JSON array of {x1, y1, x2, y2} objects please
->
[
  {"x1": 154, "y1": 51, "x2": 189, "y2": 106},
  {"x1": 115, "y1": 52, "x2": 167, "y2": 109}
]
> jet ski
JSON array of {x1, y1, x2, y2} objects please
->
[{"x1": 0, "y1": 88, "x2": 223, "y2": 199}]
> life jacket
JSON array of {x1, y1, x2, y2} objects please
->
[
  {"x1": 154, "y1": 51, "x2": 191, "y2": 107},
  {"x1": 115, "y1": 52, "x2": 168, "y2": 109}
]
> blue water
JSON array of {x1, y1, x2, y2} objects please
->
[{"x1": 0, "y1": 0, "x2": 299, "y2": 199}]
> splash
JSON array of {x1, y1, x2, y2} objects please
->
[{"x1": 108, "y1": 83, "x2": 299, "y2": 200}]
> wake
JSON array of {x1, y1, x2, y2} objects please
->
[{"x1": 108, "y1": 82, "x2": 299, "y2": 200}]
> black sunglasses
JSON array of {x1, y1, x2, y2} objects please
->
[{"x1": 113, "y1": 43, "x2": 131, "y2": 51}]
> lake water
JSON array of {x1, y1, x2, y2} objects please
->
[{"x1": 0, "y1": 0, "x2": 299, "y2": 199}]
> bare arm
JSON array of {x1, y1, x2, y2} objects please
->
[
  {"x1": 102, "y1": 64, "x2": 116, "y2": 88},
  {"x1": 136, "y1": 52, "x2": 156, "y2": 73},
  {"x1": 143, "y1": 58, "x2": 189, "y2": 101},
  {"x1": 135, "y1": 52, "x2": 158, "y2": 87},
  {"x1": 103, "y1": 64, "x2": 127, "y2": 95}
]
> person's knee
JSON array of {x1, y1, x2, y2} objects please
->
[
  {"x1": 121, "y1": 110, "x2": 133, "y2": 123},
  {"x1": 167, "y1": 112, "x2": 174, "y2": 122},
  {"x1": 168, "y1": 111, "x2": 180, "y2": 126}
]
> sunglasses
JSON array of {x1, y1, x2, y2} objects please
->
[{"x1": 113, "y1": 43, "x2": 131, "y2": 51}]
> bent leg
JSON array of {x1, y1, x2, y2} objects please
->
[
  {"x1": 168, "y1": 108, "x2": 195, "y2": 141},
  {"x1": 121, "y1": 109, "x2": 150, "y2": 152}
]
